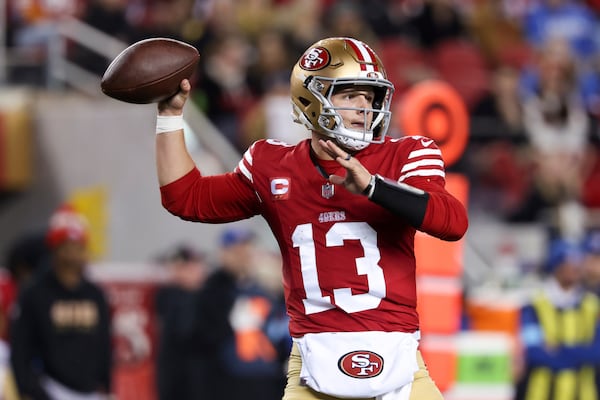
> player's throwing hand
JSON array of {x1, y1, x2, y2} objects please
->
[{"x1": 158, "y1": 79, "x2": 191, "y2": 116}]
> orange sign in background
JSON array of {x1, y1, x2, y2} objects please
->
[
  {"x1": 0, "y1": 90, "x2": 33, "y2": 191},
  {"x1": 397, "y1": 80, "x2": 469, "y2": 168}
]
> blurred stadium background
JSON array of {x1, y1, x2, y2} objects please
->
[{"x1": 1, "y1": 0, "x2": 600, "y2": 399}]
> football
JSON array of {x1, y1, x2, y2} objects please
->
[{"x1": 101, "y1": 38, "x2": 200, "y2": 104}]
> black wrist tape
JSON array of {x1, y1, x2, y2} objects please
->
[{"x1": 369, "y1": 175, "x2": 430, "y2": 228}]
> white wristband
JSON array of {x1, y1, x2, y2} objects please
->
[{"x1": 156, "y1": 114, "x2": 184, "y2": 134}]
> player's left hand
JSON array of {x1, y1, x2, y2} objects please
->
[{"x1": 318, "y1": 139, "x2": 372, "y2": 195}]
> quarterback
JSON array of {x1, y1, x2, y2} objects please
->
[{"x1": 155, "y1": 37, "x2": 468, "y2": 400}]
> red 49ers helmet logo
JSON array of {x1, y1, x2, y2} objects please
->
[
  {"x1": 300, "y1": 46, "x2": 330, "y2": 71},
  {"x1": 338, "y1": 351, "x2": 384, "y2": 379}
]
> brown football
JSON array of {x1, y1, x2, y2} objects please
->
[{"x1": 101, "y1": 38, "x2": 199, "y2": 104}]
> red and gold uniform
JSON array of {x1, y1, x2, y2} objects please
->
[{"x1": 160, "y1": 136, "x2": 466, "y2": 337}]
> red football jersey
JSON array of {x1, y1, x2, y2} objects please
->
[{"x1": 160, "y1": 136, "x2": 467, "y2": 337}]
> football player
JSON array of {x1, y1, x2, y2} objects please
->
[{"x1": 155, "y1": 37, "x2": 468, "y2": 400}]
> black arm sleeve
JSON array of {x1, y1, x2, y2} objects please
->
[{"x1": 367, "y1": 174, "x2": 430, "y2": 228}]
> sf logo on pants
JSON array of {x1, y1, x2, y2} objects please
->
[{"x1": 338, "y1": 351, "x2": 384, "y2": 378}]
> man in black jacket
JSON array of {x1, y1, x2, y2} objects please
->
[
  {"x1": 10, "y1": 204, "x2": 112, "y2": 400},
  {"x1": 196, "y1": 226, "x2": 291, "y2": 400},
  {"x1": 155, "y1": 245, "x2": 208, "y2": 400}
]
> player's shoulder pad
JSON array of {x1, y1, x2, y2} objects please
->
[
  {"x1": 386, "y1": 135, "x2": 443, "y2": 161},
  {"x1": 237, "y1": 139, "x2": 296, "y2": 183},
  {"x1": 393, "y1": 135, "x2": 441, "y2": 150},
  {"x1": 392, "y1": 135, "x2": 446, "y2": 184},
  {"x1": 248, "y1": 138, "x2": 294, "y2": 156}
]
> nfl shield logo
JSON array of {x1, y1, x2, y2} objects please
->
[{"x1": 322, "y1": 182, "x2": 334, "y2": 199}]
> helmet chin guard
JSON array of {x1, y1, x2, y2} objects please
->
[{"x1": 333, "y1": 131, "x2": 373, "y2": 151}]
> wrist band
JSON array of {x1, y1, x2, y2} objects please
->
[
  {"x1": 362, "y1": 175, "x2": 376, "y2": 198},
  {"x1": 156, "y1": 114, "x2": 184, "y2": 134}
]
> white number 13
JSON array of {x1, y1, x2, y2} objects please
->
[{"x1": 292, "y1": 222, "x2": 386, "y2": 315}]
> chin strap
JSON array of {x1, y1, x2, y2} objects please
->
[{"x1": 363, "y1": 174, "x2": 430, "y2": 228}]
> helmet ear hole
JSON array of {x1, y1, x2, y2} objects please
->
[{"x1": 298, "y1": 97, "x2": 311, "y2": 107}]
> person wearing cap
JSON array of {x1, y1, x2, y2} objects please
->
[
  {"x1": 9, "y1": 205, "x2": 113, "y2": 400},
  {"x1": 515, "y1": 238, "x2": 600, "y2": 400},
  {"x1": 192, "y1": 226, "x2": 291, "y2": 400}
]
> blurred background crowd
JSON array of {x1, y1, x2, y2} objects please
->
[
  {"x1": 2, "y1": 0, "x2": 600, "y2": 399},
  {"x1": 7, "y1": 0, "x2": 600, "y2": 225}
]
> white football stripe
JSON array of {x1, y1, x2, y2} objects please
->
[
  {"x1": 399, "y1": 169, "x2": 445, "y2": 182},
  {"x1": 408, "y1": 148, "x2": 442, "y2": 159},
  {"x1": 401, "y1": 159, "x2": 444, "y2": 173},
  {"x1": 237, "y1": 160, "x2": 253, "y2": 182},
  {"x1": 348, "y1": 38, "x2": 375, "y2": 72},
  {"x1": 243, "y1": 148, "x2": 253, "y2": 165}
]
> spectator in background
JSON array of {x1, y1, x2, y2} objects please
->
[
  {"x1": 521, "y1": 5, "x2": 600, "y2": 115},
  {"x1": 74, "y1": 0, "x2": 134, "y2": 75},
  {"x1": 0, "y1": 232, "x2": 50, "y2": 400},
  {"x1": 8, "y1": 0, "x2": 84, "y2": 85},
  {"x1": 246, "y1": 29, "x2": 294, "y2": 97},
  {"x1": 155, "y1": 244, "x2": 209, "y2": 400},
  {"x1": 233, "y1": 0, "x2": 277, "y2": 40},
  {"x1": 241, "y1": 29, "x2": 305, "y2": 146},
  {"x1": 80, "y1": 0, "x2": 132, "y2": 43},
  {"x1": 322, "y1": 0, "x2": 379, "y2": 48},
  {"x1": 466, "y1": 0, "x2": 530, "y2": 68},
  {"x1": 242, "y1": 72, "x2": 310, "y2": 147},
  {"x1": 194, "y1": 33, "x2": 256, "y2": 152},
  {"x1": 277, "y1": 0, "x2": 325, "y2": 56},
  {"x1": 128, "y1": 0, "x2": 190, "y2": 42},
  {"x1": 468, "y1": 64, "x2": 531, "y2": 218},
  {"x1": 404, "y1": 0, "x2": 467, "y2": 50},
  {"x1": 515, "y1": 238, "x2": 600, "y2": 400},
  {"x1": 10, "y1": 205, "x2": 112, "y2": 400},
  {"x1": 523, "y1": 0, "x2": 599, "y2": 65},
  {"x1": 5, "y1": 232, "x2": 48, "y2": 290},
  {"x1": 582, "y1": 229, "x2": 600, "y2": 295},
  {"x1": 354, "y1": 0, "x2": 407, "y2": 38},
  {"x1": 194, "y1": 226, "x2": 290, "y2": 400},
  {"x1": 511, "y1": 38, "x2": 594, "y2": 232}
]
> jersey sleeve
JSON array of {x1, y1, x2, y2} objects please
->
[
  {"x1": 396, "y1": 137, "x2": 468, "y2": 241},
  {"x1": 160, "y1": 160, "x2": 261, "y2": 223}
]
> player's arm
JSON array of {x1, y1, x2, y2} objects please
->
[
  {"x1": 365, "y1": 176, "x2": 467, "y2": 241},
  {"x1": 156, "y1": 79, "x2": 196, "y2": 186},
  {"x1": 156, "y1": 80, "x2": 261, "y2": 222},
  {"x1": 320, "y1": 139, "x2": 467, "y2": 241}
]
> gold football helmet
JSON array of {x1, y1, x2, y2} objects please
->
[{"x1": 291, "y1": 37, "x2": 394, "y2": 151}]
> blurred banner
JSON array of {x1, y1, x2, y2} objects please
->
[
  {"x1": 68, "y1": 186, "x2": 109, "y2": 260},
  {"x1": 0, "y1": 89, "x2": 33, "y2": 191}
]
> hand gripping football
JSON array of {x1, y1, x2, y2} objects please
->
[{"x1": 101, "y1": 38, "x2": 200, "y2": 104}]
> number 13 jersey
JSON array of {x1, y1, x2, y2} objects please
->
[{"x1": 160, "y1": 136, "x2": 468, "y2": 337}]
